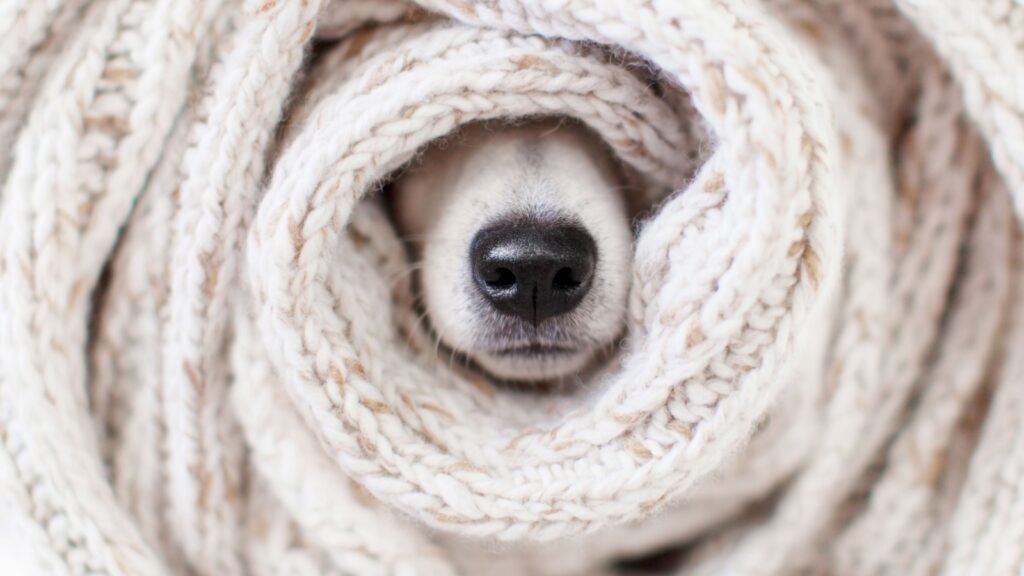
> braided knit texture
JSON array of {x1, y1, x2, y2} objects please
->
[{"x1": 1, "y1": 0, "x2": 1023, "y2": 574}]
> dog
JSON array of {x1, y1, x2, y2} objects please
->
[{"x1": 389, "y1": 119, "x2": 633, "y2": 382}]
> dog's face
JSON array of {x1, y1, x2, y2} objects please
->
[{"x1": 390, "y1": 120, "x2": 632, "y2": 382}]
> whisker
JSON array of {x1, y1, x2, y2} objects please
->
[
  {"x1": 395, "y1": 233, "x2": 468, "y2": 243},
  {"x1": 433, "y1": 321, "x2": 445, "y2": 367},
  {"x1": 405, "y1": 311, "x2": 431, "y2": 350},
  {"x1": 447, "y1": 333, "x2": 458, "y2": 376},
  {"x1": 386, "y1": 262, "x2": 426, "y2": 287}
]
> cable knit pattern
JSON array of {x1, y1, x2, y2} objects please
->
[{"x1": 1, "y1": 1, "x2": 1023, "y2": 574}]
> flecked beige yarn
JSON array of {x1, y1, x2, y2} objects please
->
[{"x1": 1, "y1": 0, "x2": 1023, "y2": 574}]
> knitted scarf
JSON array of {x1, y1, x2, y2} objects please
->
[{"x1": 2, "y1": 0, "x2": 1023, "y2": 574}]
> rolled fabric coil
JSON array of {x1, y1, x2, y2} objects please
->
[{"x1": 0, "y1": 1, "x2": 1021, "y2": 575}]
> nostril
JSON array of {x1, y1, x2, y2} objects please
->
[
  {"x1": 551, "y1": 267, "x2": 581, "y2": 291},
  {"x1": 486, "y1": 267, "x2": 517, "y2": 289}
]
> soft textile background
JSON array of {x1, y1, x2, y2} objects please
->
[{"x1": 1, "y1": 0, "x2": 1023, "y2": 575}]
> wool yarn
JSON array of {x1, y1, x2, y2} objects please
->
[{"x1": 1, "y1": 0, "x2": 1023, "y2": 574}]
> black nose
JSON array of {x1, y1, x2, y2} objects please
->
[{"x1": 470, "y1": 220, "x2": 597, "y2": 325}]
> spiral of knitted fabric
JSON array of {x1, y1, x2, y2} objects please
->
[{"x1": 1, "y1": 1, "x2": 1022, "y2": 575}]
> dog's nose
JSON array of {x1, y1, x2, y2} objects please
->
[{"x1": 470, "y1": 221, "x2": 596, "y2": 325}]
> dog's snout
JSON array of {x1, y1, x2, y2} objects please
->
[{"x1": 470, "y1": 221, "x2": 596, "y2": 325}]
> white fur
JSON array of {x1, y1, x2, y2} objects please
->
[{"x1": 390, "y1": 120, "x2": 632, "y2": 381}]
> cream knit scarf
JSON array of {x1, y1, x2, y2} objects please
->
[{"x1": 2, "y1": 0, "x2": 1024, "y2": 574}]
